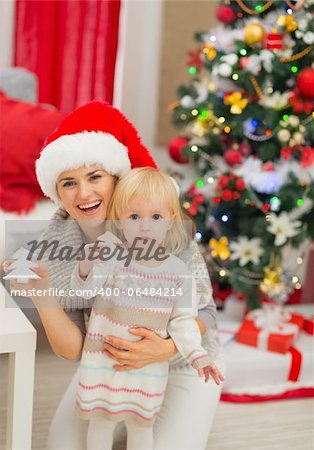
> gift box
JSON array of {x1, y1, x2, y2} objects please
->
[
  {"x1": 265, "y1": 32, "x2": 283, "y2": 49},
  {"x1": 303, "y1": 316, "x2": 314, "y2": 335},
  {"x1": 236, "y1": 305, "x2": 304, "y2": 354},
  {"x1": 218, "y1": 305, "x2": 314, "y2": 401}
]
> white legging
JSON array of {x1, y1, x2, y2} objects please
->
[
  {"x1": 47, "y1": 354, "x2": 225, "y2": 450},
  {"x1": 87, "y1": 416, "x2": 153, "y2": 450}
]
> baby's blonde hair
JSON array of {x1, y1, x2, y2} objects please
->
[{"x1": 107, "y1": 167, "x2": 190, "y2": 254}]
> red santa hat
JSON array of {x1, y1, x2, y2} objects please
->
[{"x1": 36, "y1": 101, "x2": 157, "y2": 204}]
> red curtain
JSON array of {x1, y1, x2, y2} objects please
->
[{"x1": 14, "y1": 0, "x2": 121, "y2": 113}]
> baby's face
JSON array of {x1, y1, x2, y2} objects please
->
[{"x1": 119, "y1": 195, "x2": 173, "y2": 249}]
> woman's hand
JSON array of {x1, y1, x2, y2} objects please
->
[
  {"x1": 2, "y1": 259, "x2": 14, "y2": 273},
  {"x1": 103, "y1": 328, "x2": 177, "y2": 371},
  {"x1": 7, "y1": 263, "x2": 52, "y2": 303}
]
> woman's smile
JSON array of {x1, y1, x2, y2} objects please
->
[{"x1": 77, "y1": 199, "x2": 103, "y2": 216}]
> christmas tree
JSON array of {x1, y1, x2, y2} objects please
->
[{"x1": 169, "y1": 0, "x2": 314, "y2": 308}]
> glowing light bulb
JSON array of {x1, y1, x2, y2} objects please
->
[
  {"x1": 196, "y1": 179, "x2": 204, "y2": 188},
  {"x1": 195, "y1": 231, "x2": 202, "y2": 241}
]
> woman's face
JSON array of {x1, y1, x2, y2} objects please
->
[{"x1": 56, "y1": 165, "x2": 116, "y2": 221}]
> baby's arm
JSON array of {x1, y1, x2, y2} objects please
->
[
  {"x1": 70, "y1": 262, "x2": 106, "y2": 298},
  {"x1": 167, "y1": 278, "x2": 222, "y2": 384},
  {"x1": 71, "y1": 232, "x2": 120, "y2": 298}
]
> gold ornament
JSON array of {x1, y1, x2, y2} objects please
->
[
  {"x1": 244, "y1": 22, "x2": 266, "y2": 46},
  {"x1": 277, "y1": 14, "x2": 297, "y2": 33},
  {"x1": 260, "y1": 264, "x2": 286, "y2": 297},
  {"x1": 224, "y1": 92, "x2": 248, "y2": 114},
  {"x1": 209, "y1": 237, "x2": 231, "y2": 261},
  {"x1": 191, "y1": 111, "x2": 221, "y2": 136},
  {"x1": 203, "y1": 43, "x2": 217, "y2": 61}
]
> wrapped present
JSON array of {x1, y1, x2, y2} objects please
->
[
  {"x1": 236, "y1": 304, "x2": 304, "y2": 354},
  {"x1": 265, "y1": 32, "x2": 283, "y2": 50},
  {"x1": 218, "y1": 305, "x2": 314, "y2": 401},
  {"x1": 303, "y1": 316, "x2": 314, "y2": 335}
]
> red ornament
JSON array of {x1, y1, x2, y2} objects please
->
[
  {"x1": 299, "y1": 146, "x2": 314, "y2": 168},
  {"x1": 188, "y1": 193, "x2": 204, "y2": 216},
  {"x1": 187, "y1": 49, "x2": 203, "y2": 71},
  {"x1": 215, "y1": 5, "x2": 236, "y2": 24},
  {"x1": 168, "y1": 137, "x2": 190, "y2": 164},
  {"x1": 239, "y1": 142, "x2": 251, "y2": 156},
  {"x1": 265, "y1": 32, "x2": 283, "y2": 50},
  {"x1": 262, "y1": 161, "x2": 274, "y2": 171},
  {"x1": 221, "y1": 189, "x2": 233, "y2": 201},
  {"x1": 289, "y1": 90, "x2": 314, "y2": 114},
  {"x1": 240, "y1": 57, "x2": 250, "y2": 70},
  {"x1": 296, "y1": 68, "x2": 314, "y2": 99},
  {"x1": 235, "y1": 178, "x2": 245, "y2": 191},
  {"x1": 224, "y1": 149, "x2": 242, "y2": 166},
  {"x1": 218, "y1": 175, "x2": 229, "y2": 188},
  {"x1": 281, "y1": 146, "x2": 294, "y2": 160}
]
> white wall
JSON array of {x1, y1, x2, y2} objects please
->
[
  {"x1": 0, "y1": 0, "x2": 16, "y2": 67},
  {"x1": 113, "y1": 0, "x2": 164, "y2": 149}
]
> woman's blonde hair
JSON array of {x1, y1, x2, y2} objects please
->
[{"x1": 106, "y1": 167, "x2": 191, "y2": 255}]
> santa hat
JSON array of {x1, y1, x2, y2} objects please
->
[{"x1": 36, "y1": 101, "x2": 157, "y2": 204}]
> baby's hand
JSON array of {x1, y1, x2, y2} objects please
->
[
  {"x1": 79, "y1": 242, "x2": 109, "y2": 278},
  {"x1": 198, "y1": 363, "x2": 224, "y2": 385}
]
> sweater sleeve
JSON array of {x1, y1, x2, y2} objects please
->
[
  {"x1": 179, "y1": 241, "x2": 217, "y2": 330},
  {"x1": 167, "y1": 274, "x2": 212, "y2": 371},
  {"x1": 70, "y1": 232, "x2": 120, "y2": 298},
  {"x1": 70, "y1": 262, "x2": 112, "y2": 299}
]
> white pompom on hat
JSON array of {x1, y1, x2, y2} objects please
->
[{"x1": 36, "y1": 101, "x2": 157, "y2": 204}]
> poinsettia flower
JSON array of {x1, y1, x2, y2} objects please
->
[
  {"x1": 267, "y1": 212, "x2": 302, "y2": 246},
  {"x1": 229, "y1": 237, "x2": 263, "y2": 266}
]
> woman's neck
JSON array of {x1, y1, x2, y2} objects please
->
[{"x1": 79, "y1": 221, "x2": 107, "y2": 243}]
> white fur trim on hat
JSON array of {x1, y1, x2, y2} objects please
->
[{"x1": 36, "y1": 131, "x2": 131, "y2": 204}]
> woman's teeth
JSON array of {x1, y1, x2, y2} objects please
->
[{"x1": 78, "y1": 201, "x2": 101, "y2": 210}]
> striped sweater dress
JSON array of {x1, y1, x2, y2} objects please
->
[{"x1": 71, "y1": 243, "x2": 212, "y2": 427}]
